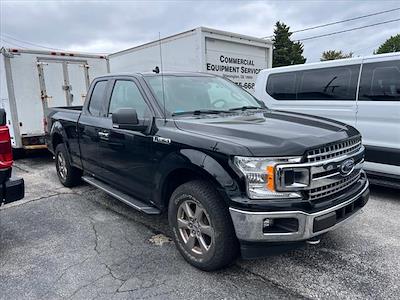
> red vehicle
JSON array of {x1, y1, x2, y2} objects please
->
[{"x1": 0, "y1": 109, "x2": 24, "y2": 205}]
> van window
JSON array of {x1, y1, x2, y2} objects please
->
[
  {"x1": 88, "y1": 80, "x2": 107, "y2": 117},
  {"x1": 266, "y1": 73, "x2": 297, "y2": 100},
  {"x1": 298, "y1": 65, "x2": 359, "y2": 100},
  {"x1": 359, "y1": 61, "x2": 400, "y2": 101},
  {"x1": 108, "y1": 80, "x2": 149, "y2": 118}
]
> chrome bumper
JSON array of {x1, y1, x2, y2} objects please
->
[{"x1": 229, "y1": 180, "x2": 369, "y2": 242}]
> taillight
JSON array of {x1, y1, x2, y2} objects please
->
[{"x1": 0, "y1": 125, "x2": 13, "y2": 169}]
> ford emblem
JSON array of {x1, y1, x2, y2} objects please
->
[{"x1": 340, "y1": 159, "x2": 355, "y2": 176}]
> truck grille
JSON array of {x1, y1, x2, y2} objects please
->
[
  {"x1": 308, "y1": 172, "x2": 361, "y2": 201},
  {"x1": 276, "y1": 136, "x2": 365, "y2": 203},
  {"x1": 306, "y1": 137, "x2": 362, "y2": 163}
]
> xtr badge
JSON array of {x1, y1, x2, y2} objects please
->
[{"x1": 153, "y1": 136, "x2": 171, "y2": 145}]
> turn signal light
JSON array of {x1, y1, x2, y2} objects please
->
[{"x1": 266, "y1": 165, "x2": 275, "y2": 191}]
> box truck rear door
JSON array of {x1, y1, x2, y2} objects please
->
[
  {"x1": 67, "y1": 62, "x2": 90, "y2": 106},
  {"x1": 38, "y1": 61, "x2": 68, "y2": 108}
]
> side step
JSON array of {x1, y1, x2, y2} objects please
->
[{"x1": 82, "y1": 175, "x2": 161, "y2": 215}]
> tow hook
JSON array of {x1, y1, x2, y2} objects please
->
[{"x1": 306, "y1": 236, "x2": 321, "y2": 245}]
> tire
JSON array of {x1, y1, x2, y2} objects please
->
[
  {"x1": 55, "y1": 143, "x2": 82, "y2": 187},
  {"x1": 168, "y1": 180, "x2": 239, "y2": 271}
]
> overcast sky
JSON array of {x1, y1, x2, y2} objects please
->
[{"x1": 1, "y1": 0, "x2": 399, "y2": 62}]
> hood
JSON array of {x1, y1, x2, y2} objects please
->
[{"x1": 174, "y1": 110, "x2": 360, "y2": 157}]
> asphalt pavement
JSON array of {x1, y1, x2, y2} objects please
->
[{"x1": 0, "y1": 152, "x2": 399, "y2": 299}]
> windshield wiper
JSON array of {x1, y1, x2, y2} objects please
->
[
  {"x1": 229, "y1": 106, "x2": 264, "y2": 111},
  {"x1": 172, "y1": 109, "x2": 229, "y2": 116}
]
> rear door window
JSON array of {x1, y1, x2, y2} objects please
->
[
  {"x1": 297, "y1": 65, "x2": 359, "y2": 100},
  {"x1": 358, "y1": 61, "x2": 400, "y2": 101},
  {"x1": 266, "y1": 73, "x2": 297, "y2": 100},
  {"x1": 88, "y1": 80, "x2": 107, "y2": 117}
]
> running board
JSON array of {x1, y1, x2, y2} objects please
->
[{"x1": 82, "y1": 176, "x2": 161, "y2": 215}]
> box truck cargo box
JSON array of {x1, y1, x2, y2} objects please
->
[
  {"x1": 0, "y1": 48, "x2": 109, "y2": 149},
  {"x1": 109, "y1": 27, "x2": 273, "y2": 94}
]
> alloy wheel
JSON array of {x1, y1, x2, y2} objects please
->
[
  {"x1": 57, "y1": 152, "x2": 67, "y2": 180},
  {"x1": 177, "y1": 200, "x2": 215, "y2": 255}
]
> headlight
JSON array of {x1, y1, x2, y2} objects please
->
[{"x1": 233, "y1": 156, "x2": 303, "y2": 200}]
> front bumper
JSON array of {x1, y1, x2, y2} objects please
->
[
  {"x1": 229, "y1": 180, "x2": 369, "y2": 243},
  {"x1": 1, "y1": 177, "x2": 25, "y2": 205}
]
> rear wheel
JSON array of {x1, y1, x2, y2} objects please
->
[
  {"x1": 168, "y1": 180, "x2": 239, "y2": 271},
  {"x1": 55, "y1": 143, "x2": 82, "y2": 187}
]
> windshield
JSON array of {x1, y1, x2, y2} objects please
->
[{"x1": 144, "y1": 75, "x2": 264, "y2": 115}]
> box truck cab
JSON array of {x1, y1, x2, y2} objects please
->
[{"x1": 255, "y1": 52, "x2": 400, "y2": 183}]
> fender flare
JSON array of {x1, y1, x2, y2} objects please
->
[
  {"x1": 49, "y1": 121, "x2": 79, "y2": 164},
  {"x1": 49, "y1": 121, "x2": 69, "y2": 151},
  {"x1": 153, "y1": 149, "x2": 241, "y2": 207}
]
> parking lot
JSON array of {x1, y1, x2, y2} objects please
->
[{"x1": 1, "y1": 152, "x2": 399, "y2": 300}]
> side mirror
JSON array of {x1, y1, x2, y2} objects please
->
[{"x1": 112, "y1": 108, "x2": 147, "y2": 131}]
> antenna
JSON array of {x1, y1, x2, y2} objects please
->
[{"x1": 158, "y1": 32, "x2": 166, "y2": 123}]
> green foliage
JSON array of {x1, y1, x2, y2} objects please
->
[
  {"x1": 320, "y1": 50, "x2": 353, "y2": 61},
  {"x1": 375, "y1": 34, "x2": 400, "y2": 54},
  {"x1": 272, "y1": 21, "x2": 306, "y2": 67}
]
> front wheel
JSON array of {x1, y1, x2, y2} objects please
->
[
  {"x1": 168, "y1": 180, "x2": 239, "y2": 271},
  {"x1": 55, "y1": 143, "x2": 82, "y2": 187}
]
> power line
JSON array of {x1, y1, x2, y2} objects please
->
[
  {"x1": 262, "y1": 7, "x2": 400, "y2": 39},
  {"x1": 1, "y1": 33, "x2": 71, "y2": 51},
  {"x1": 297, "y1": 18, "x2": 400, "y2": 42},
  {"x1": 1, "y1": 33, "x2": 108, "y2": 54},
  {"x1": 293, "y1": 7, "x2": 400, "y2": 34},
  {"x1": 0, "y1": 37, "x2": 28, "y2": 49},
  {"x1": 351, "y1": 42, "x2": 381, "y2": 54}
]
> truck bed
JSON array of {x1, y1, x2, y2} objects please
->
[
  {"x1": 49, "y1": 105, "x2": 83, "y2": 112},
  {"x1": 47, "y1": 106, "x2": 82, "y2": 118},
  {"x1": 46, "y1": 106, "x2": 82, "y2": 135}
]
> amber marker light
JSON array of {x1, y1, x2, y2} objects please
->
[{"x1": 266, "y1": 165, "x2": 275, "y2": 191}]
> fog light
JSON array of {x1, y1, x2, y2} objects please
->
[{"x1": 263, "y1": 218, "x2": 274, "y2": 228}]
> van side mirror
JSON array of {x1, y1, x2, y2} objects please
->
[{"x1": 112, "y1": 108, "x2": 147, "y2": 131}]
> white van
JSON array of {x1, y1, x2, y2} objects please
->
[{"x1": 255, "y1": 52, "x2": 400, "y2": 182}]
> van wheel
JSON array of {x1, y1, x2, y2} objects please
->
[
  {"x1": 55, "y1": 143, "x2": 82, "y2": 187},
  {"x1": 168, "y1": 180, "x2": 239, "y2": 271}
]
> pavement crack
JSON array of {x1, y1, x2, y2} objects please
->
[
  {"x1": 89, "y1": 219, "x2": 100, "y2": 255},
  {"x1": 103, "y1": 262, "x2": 124, "y2": 282},
  {"x1": 123, "y1": 230, "x2": 135, "y2": 246},
  {"x1": 41, "y1": 257, "x2": 91, "y2": 298},
  {"x1": 12, "y1": 164, "x2": 30, "y2": 173},
  {"x1": 88, "y1": 218, "x2": 127, "y2": 293},
  {"x1": 234, "y1": 264, "x2": 311, "y2": 300},
  {"x1": 0, "y1": 191, "x2": 79, "y2": 210},
  {"x1": 67, "y1": 273, "x2": 109, "y2": 299}
]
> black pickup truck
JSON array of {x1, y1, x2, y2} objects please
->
[{"x1": 46, "y1": 72, "x2": 369, "y2": 271}]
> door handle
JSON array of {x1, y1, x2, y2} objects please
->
[{"x1": 98, "y1": 131, "x2": 109, "y2": 139}]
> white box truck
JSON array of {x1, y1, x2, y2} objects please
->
[
  {"x1": 0, "y1": 48, "x2": 109, "y2": 149},
  {"x1": 109, "y1": 27, "x2": 273, "y2": 94}
]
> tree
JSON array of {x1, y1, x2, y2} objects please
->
[
  {"x1": 272, "y1": 21, "x2": 306, "y2": 67},
  {"x1": 320, "y1": 50, "x2": 353, "y2": 61},
  {"x1": 375, "y1": 34, "x2": 400, "y2": 54}
]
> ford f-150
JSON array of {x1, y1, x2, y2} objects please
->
[{"x1": 46, "y1": 72, "x2": 369, "y2": 271}]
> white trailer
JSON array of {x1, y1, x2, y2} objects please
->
[
  {"x1": 0, "y1": 48, "x2": 109, "y2": 149},
  {"x1": 109, "y1": 27, "x2": 273, "y2": 94}
]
